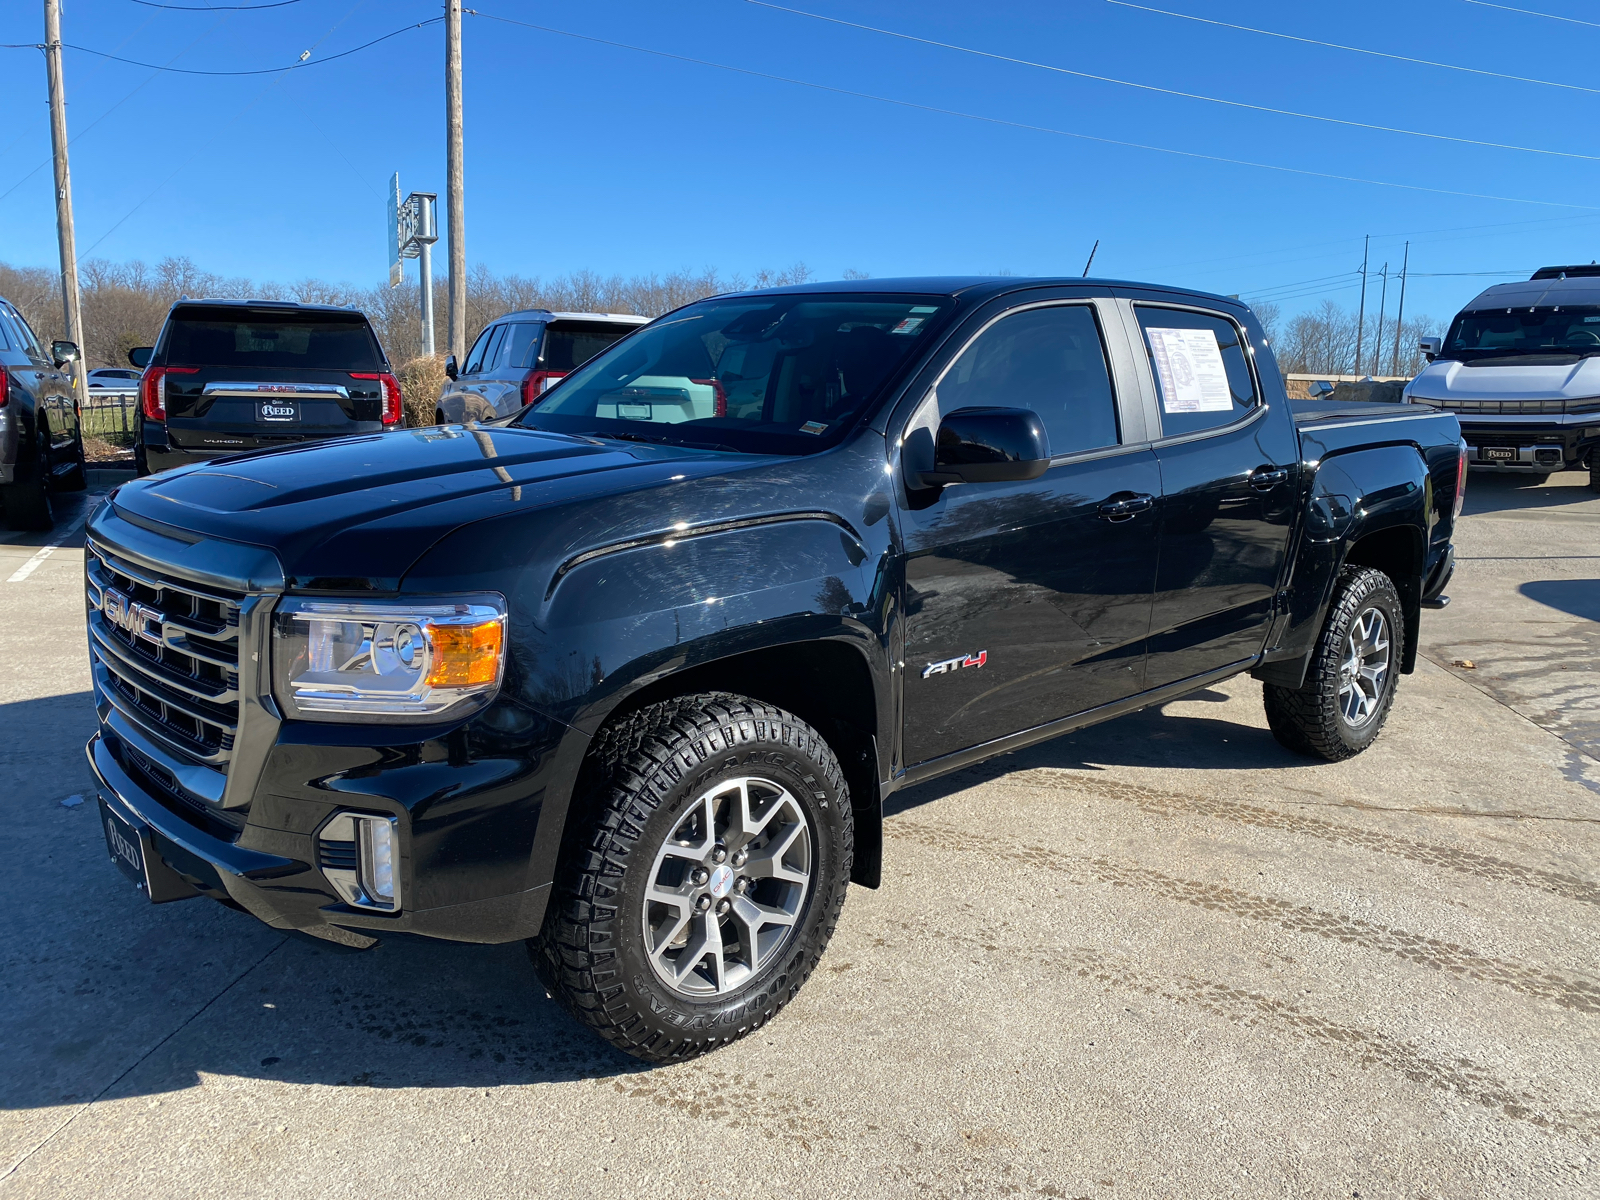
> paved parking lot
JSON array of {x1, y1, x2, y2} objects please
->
[{"x1": 1, "y1": 471, "x2": 1595, "y2": 1199}]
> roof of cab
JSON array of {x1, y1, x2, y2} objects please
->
[
  {"x1": 1460, "y1": 274, "x2": 1600, "y2": 311},
  {"x1": 713, "y1": 275, "x2": 1249, "y2": 309},
  {"x1": 496, "y1": 309, "x2": 651, "y2": 325}
]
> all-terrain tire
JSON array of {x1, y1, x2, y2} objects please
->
[
  {"x1": 531, "y1": 692, "x2": 853, "y2": 1063},
  {"x1": 1263, "y1": 566, "x2": 1404, "y2": 762},
  {"x1": 1589, "y1": 454, "x2": 1600, "y2": 494}
]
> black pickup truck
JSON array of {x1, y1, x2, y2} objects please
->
[{"x1": 83, "y1": 277, "x2": 1464, "y2": 1062}]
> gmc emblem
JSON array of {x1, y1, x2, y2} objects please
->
[{"x1": 100, "y1": 587, "x2": 162, "y2": 646}]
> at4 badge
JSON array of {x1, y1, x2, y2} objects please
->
[{"x1": 922, "y1": 650, "x2": 987, "y2": 679}]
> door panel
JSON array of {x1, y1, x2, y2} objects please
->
[
  {"x1": 1146, "y1": 415, "x2": 1300, "y2": 686},
  {"x1": 901, "y1": 449, "x2": 1162, "y2": 765}
]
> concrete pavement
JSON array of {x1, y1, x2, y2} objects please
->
[{"x1": 0, "y1": 470, "x2": 1595, "y2": 1199}]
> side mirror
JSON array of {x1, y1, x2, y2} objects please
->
[
  {"x1": 1418, "y1": 336, "x2": 1442, "y2": 362},
  {"x1": 916, "y1": 406, "x2": 1050, "y2": 487},
  {"x1": 50, "y1": 340, "x2": 79, "y2": 368},
  {"x1": 444, "y1": 355, "x2": 459, "y2": 380},
  {"x1": 128, "y1": 346, "x2": 153, "y2": 368}
]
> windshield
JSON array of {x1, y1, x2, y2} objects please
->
[
  {"x1": 516, "y1": 294, "x2": 954, "y2": 454},
  {"x1": 1444, "y1": 306, "x2": 1600, "y2": 360},
  {"x1": 162, "y1": 306, "x2": 383, "y2": 370}
]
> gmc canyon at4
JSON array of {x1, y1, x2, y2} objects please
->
[{"x1": 84, "y1": 277, "x2": 1464, "y2": 1061}]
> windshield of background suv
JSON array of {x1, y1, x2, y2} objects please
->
[
  {"x1": 517, "y1": 294, "x2": 953, "y2": 454},
  {"x1": 1444, "y1": 306, "x2": 1600, "y2": 361},
  {"x1": 162, "y1": 306, "x2": 383, "y2": 370}
]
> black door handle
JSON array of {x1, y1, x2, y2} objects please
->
[
  {"x1": 1250, "y1": 466, "x2": 1289, "y2": 491},
  {"x1": 1098, "y1": 492, "x2": 1155, "y2": 522}
]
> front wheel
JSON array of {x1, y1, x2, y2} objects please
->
[
  {"x1": 1264, "y1": 566, "x2": 1404, "y2": 761},
  {"x1": 533, "y1": 693, "x2": 853, "y2": 1062}
]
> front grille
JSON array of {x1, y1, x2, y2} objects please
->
[
  {"x1": 86, "y1": 539, "x2": 244, "y2": 770},
  {"x1": 1422, "y1": 397, "x2": 1600, "y2": 415}
]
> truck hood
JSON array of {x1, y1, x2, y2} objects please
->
[
  {"x1": 1407, "y1": 355, "x2": 1600, "y2": 402},
  {"x1": 110, "y1": 425, "x2": 753, "y2": 589}
]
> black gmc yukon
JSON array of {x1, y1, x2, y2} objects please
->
[
  {"x1": 130, "y1": 298, "x2": 402, "y2": 475},
  {"x1": 85, "y1": 277, "x2": 1464, "y2": 1062}
]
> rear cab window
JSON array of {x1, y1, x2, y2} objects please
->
[
  {"x1": 1134, "y1": 306, "x2": 1258, "y2": 438},
  {"x1": 160, "y1": 306, "x2": 383, "y2": 370}
]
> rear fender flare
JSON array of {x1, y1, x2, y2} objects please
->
[{"x1": 1255, "y1": 445, "x2": 1431, "y2": 688}]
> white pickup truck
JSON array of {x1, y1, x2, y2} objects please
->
[{"x1": 1406, "y1": 265, "x2": 1600, "y2": 490}]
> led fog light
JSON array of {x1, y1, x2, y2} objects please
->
[
  {"x1": 318, "y1": 812, "x2": 403, "y2": 912},
  {"x1": 272, "y1": 594, "x2": 506, "y2": 722}
]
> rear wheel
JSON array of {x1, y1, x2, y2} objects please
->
[
  {"x1": 532, "y1": 692, "x2": 852, "y2": 1062},
  {"x1": 3, "y1": 425, "x2": 54, "y2": 531},
  {"x1": 1264, "y1": 567, "x2": 1404, "y2": 761},
  {"x1": 1589, "y1": 454, "x2": 1600, "y2": 494}
]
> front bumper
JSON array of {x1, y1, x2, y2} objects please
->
[
  {"x1": 88, "y1": 725, "x2": 554, "y2": 944},
  {"x1": 1449, "y1": 413, "x2": 1600, "y2": 470}
]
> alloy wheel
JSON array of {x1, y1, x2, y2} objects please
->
[
  {"x1": 642, "y1": 776, "x2": 812, "y2": 997},
  {"x1": 1337, "y1": 606, "x2": 1391, "y2": 727}
]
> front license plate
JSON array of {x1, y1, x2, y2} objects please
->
[
  {"x1": 258, "y1": 398, "x2": 299, "y2": 423},
  {"x1": 99, "y1": 799, "x2": 148, "y2": 893},
  {"x1": 1483, "y1": 446, "x2": 1515, "y2": 462}
]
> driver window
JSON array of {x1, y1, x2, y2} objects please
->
[{"x1": 934, "y1": 304, "x2": 1119, "y2": 457}]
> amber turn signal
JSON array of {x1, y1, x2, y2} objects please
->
[{"x1": 425, "y1": 619, "x2": 504, "y2": 688}]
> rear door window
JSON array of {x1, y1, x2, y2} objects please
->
[
  {"x1": 162, "y1": 307, "x2": 382, "y2": 370},
  {"x1": 500, "y1": 322, "x2": 542, "y2": 371},
  {"x1": 462, "y1": 324, "x2": 499, "y2": 375},
  {"x1": 1134, "y1": 306, "x2": 1258, "y2": 438},
  {"x1": 935, "y1": 304, "x2": 1119, "y2": 457},
  {"x1": 541, "y1": 321, "x2": 637, "y2": 372}
]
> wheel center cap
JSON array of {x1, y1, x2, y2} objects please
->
[{"x1": 708, "y1": 863, "x2": 735, "y2": 899}]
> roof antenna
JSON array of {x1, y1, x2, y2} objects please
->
[{"x1": 1081, "y1": 239, "x2": 1100, "y2": 278}]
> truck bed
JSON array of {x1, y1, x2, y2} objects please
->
[{"x1": 1291, "y1": 400, "x2": 1461, "y2": 460}]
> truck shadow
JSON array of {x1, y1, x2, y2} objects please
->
[
  {"x1": 886, "y1": 690, "x2": 1311, "y2": 816},
  {"x1": 1520, "y1": 579, "x2": 1600, "y2": 623},
  {"x1": 1461, "y1": 468, "x2": 1596, "y2": 517}
]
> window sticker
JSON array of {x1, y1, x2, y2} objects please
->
[
  {"x1": 1146, "y1": 327, "x2": 1233, "y2": 414},
  {"x1": 910, "y1": 306, "x2": 940, "y2": 314},
  {"x1": 889, "y1": 317, "x2": 925, "y2": 335},
  {"x1": 1585, "y1": 316, "x2": 1600, "y2": 323},
  {"x1": 799, "y1": 420, "x2": 829, "y2": 435}
]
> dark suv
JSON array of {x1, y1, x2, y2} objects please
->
[
  {"x1": 131, "y1": 299, "x2": 402, "y2": 475},
  {"x1": 0, "y1": 294, "x2": 86, "y2": 530}
]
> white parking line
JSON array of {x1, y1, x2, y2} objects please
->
[{"x1": 4, "y1": 503, "x2": 99, "y2": 583}]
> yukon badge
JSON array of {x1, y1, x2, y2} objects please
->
[{"x1": 922, "y1": 650, "x2": 987, "y2": 679}]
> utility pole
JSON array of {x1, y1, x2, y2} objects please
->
[
  {"x1": 1373, "y1": 264, "x2": 1389, "y2": 378},
  {"x1": 1354, "y1": 234, "x2": 1369, "y2": 378},
  {"x1": 44, "y1": 0, "x2": 85, "y2": 406},
  {"x1": 1390, "y1": 241, "x2": 1410, "y2": 376},
  {"x1": 445, "y1": 0, "x2": 466, "y2": 359}
]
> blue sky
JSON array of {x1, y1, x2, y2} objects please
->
[{"x1": 3, "y1": 0, "x2": 1599, "y2": 328}]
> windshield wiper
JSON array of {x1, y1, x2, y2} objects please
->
[{"x1": 583, "y1": 429, "x2": 740, "y2": 453}]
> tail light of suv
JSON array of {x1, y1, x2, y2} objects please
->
[
  {"x1": 0, "y1": 365, "x2": 9, "y2": 407},
  {"x1": 521, "y1": 370, "x2": 566, "y2": 407},
  {"x1": 350, "y1": 372, "x2": 403, "y2": 425},
  {"x1": 139, "y1": 366, "x2": 197, "y2": 421}
]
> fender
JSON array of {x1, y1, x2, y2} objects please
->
[
  {"x1": 1254, "y1": 443, "x2": 1430, "y2": 689},
  {"x1": 511, "y1": 513, "x2": 891, "y2": 903}
]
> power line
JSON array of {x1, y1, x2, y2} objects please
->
[
  {"x1": 58, "y1": 17, "x2": 440, "y2": 76},
  {"x1": 744, "y1": 1, "x2": 1600, "y2": 161},
  {"x1": 1104, "y1": 1, "x2": 1600, "y2": 96},
  {"x1": 1460, "y1": 1, "x2": 1600, "y2": 29},
  {"x1": 468, "y1": 10, "x2": 1598, "y2": 211},
  {"x1": 128, "y1": 1, "x2": 304, "y2": 9}
]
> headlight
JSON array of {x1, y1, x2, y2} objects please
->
[{"x1": 271, "y1": 594, "x2": 506, "y2": 722}]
